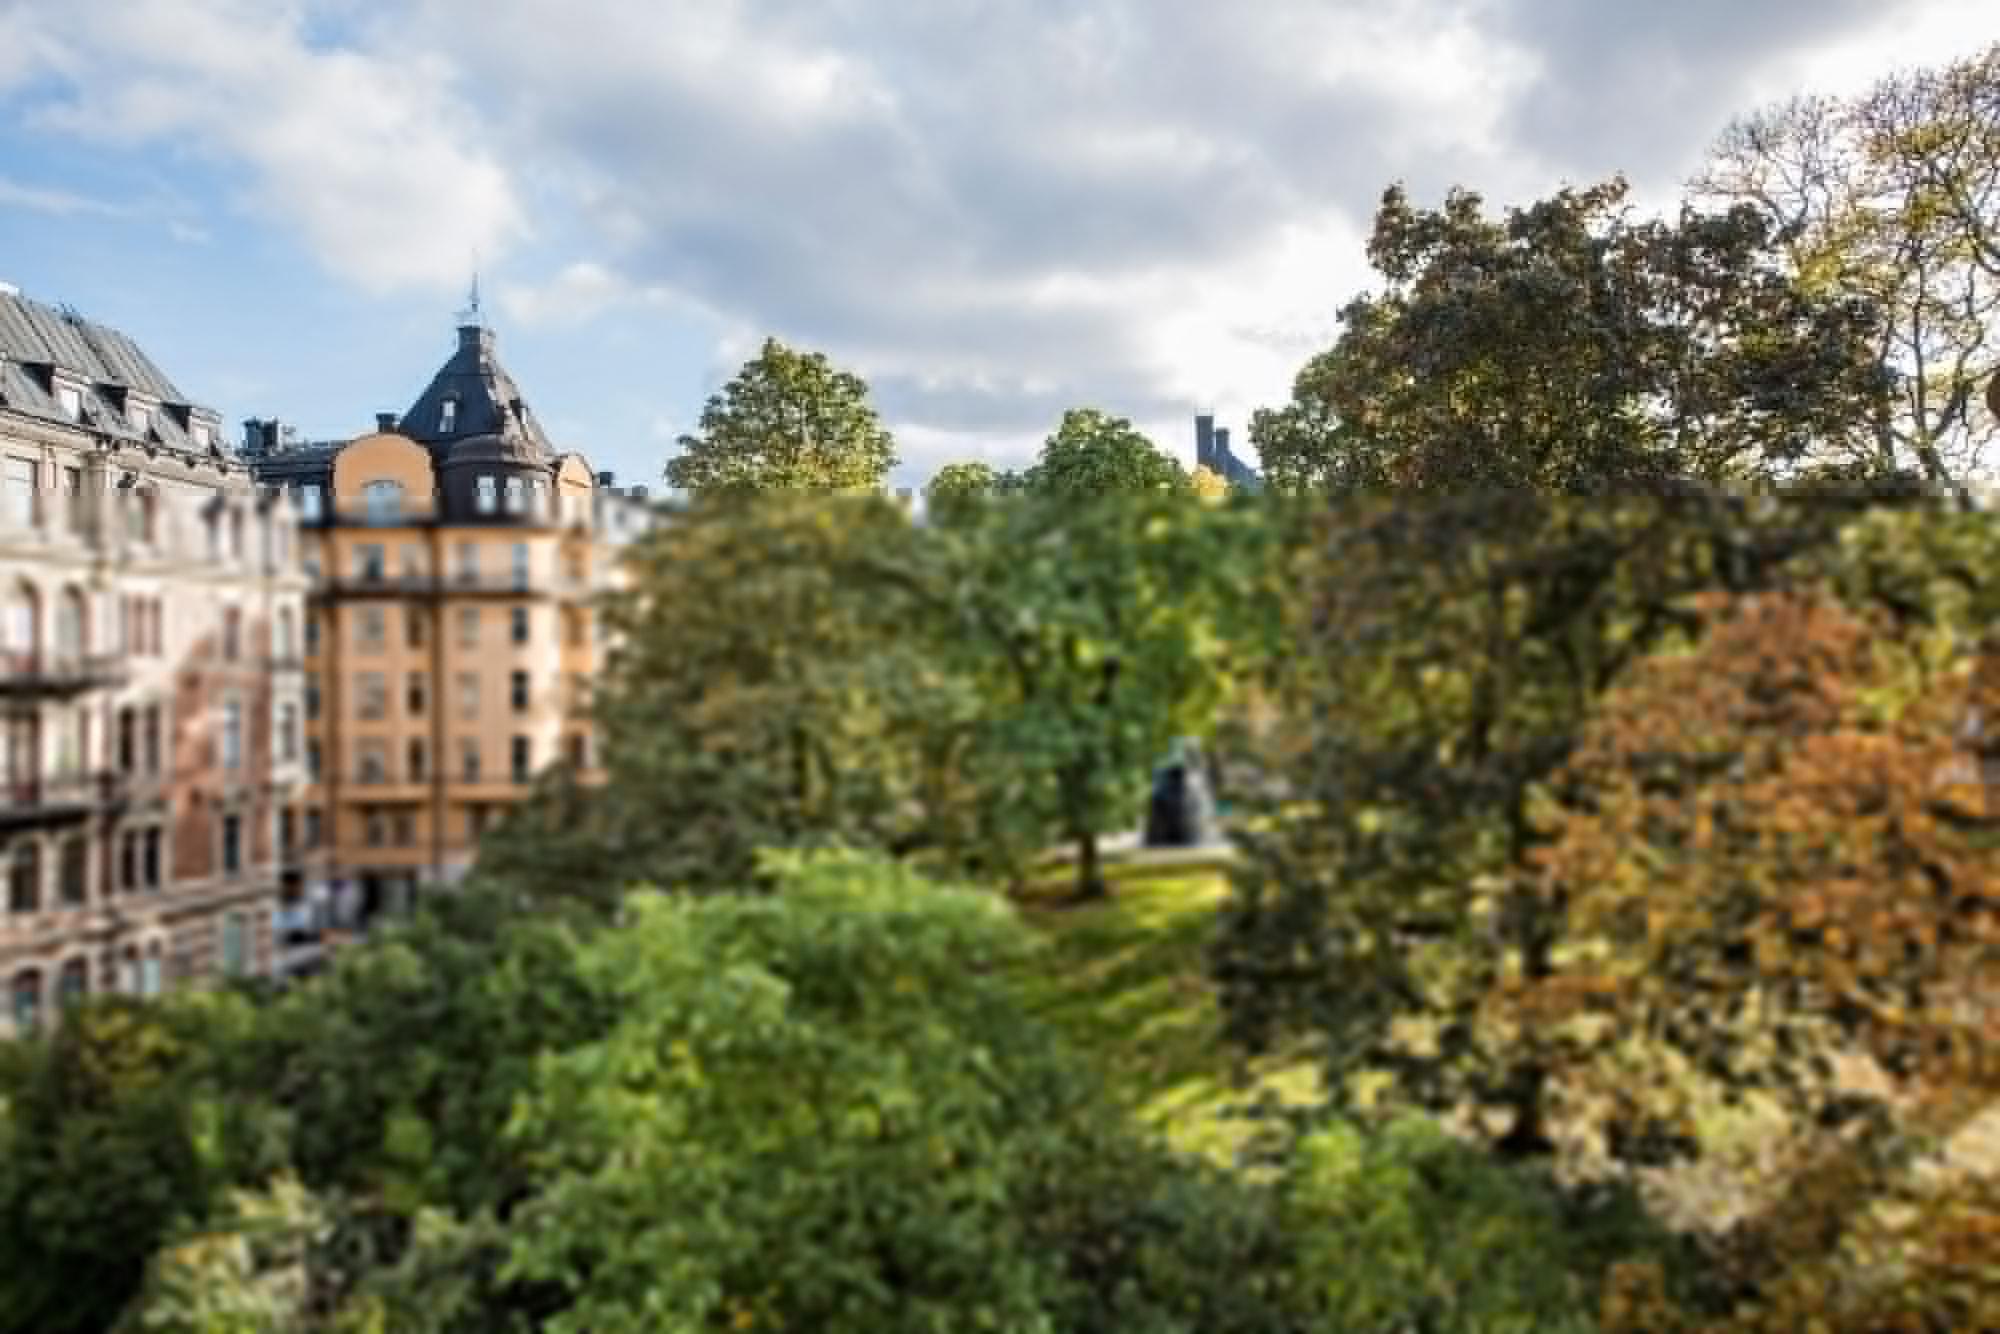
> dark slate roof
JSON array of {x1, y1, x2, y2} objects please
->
[
  {"x1": 0, "y1": 285, "x2": 217, "y2": 455},
  {"x1": 399, "y1": 323, "x2": 555, "y2": 464}
]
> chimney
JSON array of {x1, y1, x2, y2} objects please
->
[
  {"x1": 596, "y1": 471, "x2": 615, "y2": 487},
  {"x1": 1195, "y1": 414, "x2": 1215, "y2": 469},
  {"x1": 628, "y1": 485, "x2": 649, "y2": 502},
  {"x1": 376, "y1": 412, "x2": 398, "y2": 433}
]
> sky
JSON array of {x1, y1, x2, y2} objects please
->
[{"x1": 0, "y1": 0, "x2": 1994, "y2": 491}]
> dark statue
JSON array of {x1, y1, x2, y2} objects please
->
[{"x1": 1144, "y1": 738, "x2": 1219, "y2": 848}]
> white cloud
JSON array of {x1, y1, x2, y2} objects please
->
[
  {"x1": 8, "y1": 0, "x2": 525, "y2": 294},
  {"x1": 3, "y1": 0, "x2": 1988, "y2": 484},
  {"x1": 0, "y1": 176, "x2": 129, "y2": 217}
]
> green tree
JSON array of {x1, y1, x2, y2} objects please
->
[
  {"x1": 481, "y1": 490, "x2": 1003, "y2": 899},
  {"x1": 664, "y1": 338, "x2": 898, "y2": 493},
  {"x1": 1695, "y1": 42, "x2": 2000, "y2": 484},
  {"x1": 880, "y1": 487, "x2": 1275, "y2": 898},
  {"x1": 1025, "y1": 408, "x2": 1188, "y2": 497},
  {"x1": 497, "y1": 848, "x2": 1313, "y2": 1334},
  {"x1": 1250, "y1": 179, "x2": 1889, "y2": 494}
]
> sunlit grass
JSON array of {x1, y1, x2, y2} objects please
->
[{"x1": 1009, "y1": 862, "x2": 1322, "y2": 1166}]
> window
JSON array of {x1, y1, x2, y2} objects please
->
[
  {"x1": 140, "y1": 947, "x2": 162, "y2": 998},
  {"x1": 439, "y1": 399, "x2": 458, "y2": 433},
  {"x1": 569, "y1": 610, "x2": 589, "y2": 647},
  {"x1": 405, "y1": 608, "x2": 426, "y2": 649},
  {"x1": 305, "y1": 612, "x2": 321, "y2": 656},
  {"x1": 55, "y1": 586, "x2": 84, "y2": 658},
  {"x1": 3, "y1": 456, "x2": 35, "y2": 528},
  {"x1": 277, "y1": 609, "x2": 296, "y2": 659},
  {"x1": 511, "y1": 606, "x2": 530, "y2": 644},
  {"x1": 300, "y1": 484, "x2": 323, "y2": 521},
  {"x1": 7, "y1": 843, "x2": 40, "y2": 914},
  {"x1": 456, "y1": 673, "x2": 480, "y2": 719},
  {"x1": 406, "y1": 672, "x2": 427, "y2": 717},
  {"x1": 569, "y1": 732, "x2": 590, "y2": 770},
  {"x1": 511, "y1": 542, "x2": 530, "y2": 590},
  {"x1": 130, "y1": 403, "x2": 151, "y2": 436},
  {"x1": 61, "y1": 466, "x2": 82, "y2": 532},
  {"x1": 222, "y1": 606, "x2": 242, "y2": 661},
  {"x1": 392, "y1": 811, "x2": 414, "y2": 847},
  {"x1": 143, "y1": 705, "x2": 162, "y2": 775},
  {"x1": 511, "y1": 735, "x2": 531, "y2": 783},
  {"x1": 458, "y1": 607, "x2": 480, "y2": 647},
  {"x1": 56, "y1": 383, "x2": 82, "y2": 421},
  {"x1": 456, "y1": 541, "x2": 478, "y2": 583},
  {"x1": 119, "y1": 831, "x2": 137, "y2": 894},
  {"x1": 118, "y1": 706, "x2": 137, "y2": 773},
  {"x1": 220, "y1": 911, "x2": 248, "y2": 976},
  {"x1": 228, "y1": 510, "x2": 244, "y2": 559},
  {"x1": 10, "y1": 970, "x2": 41, "y2": 1034},
  {"x1": 407, "y1": 738, "x2": 427, "y2": 783},
  {"x1": 221, "y1": 814, "x2": 242, "y2": 877},
  {"x1": 53, "y1": 961, "x2": 88, "y2": 1018},
  {"x1": 306, "y1": 740, "x2": 322, "y2": 781},
  {"x1": 504, "y1": 476, "x2": 525, "y2": 514},
  {"x1": 279, "y1": 703, "x2": 299, "y2": 762},
  {"x1": 363, "y1": 479, "x2": 405, "y2": 524},
  {"x1": 192, "y1": 421, "x2": 213, "y2": 450},
  {"x1": 468, "y1": 804, "x2": 490, "y2": 838},
  {"x1": 222, "y1": 698, "x2": 243, "y2": 770},
  {"x1": 510, "y1": 670, "x2": 530, "y2": 713},
  {"x1": 358, "y1": 739, "x2": 388, "y2": 784},
  {"x1": 305, "y1": 678, "x2": 321, "y2": 721},
  {"x1": 460, "y1": 739, "x2": 481, "y2": 782},
  {"x1": 279, "y1": 808, "x2": 296, "y2": 857},
  {"x1": 304, "y1": 808, "x2": 322, "y2": 848},
  {"x1": 365, "y1": 810, "x2": 387, "y2": 847},
  {"x1": 476, "y1": 475, "x2": 498, "y2": 514},
  {"x1": 358, "y1": 606, "x2": 385, "y2": 652},
  {"x1": 143, "y1": 826, "x2": 161, "y2": 890},
  {"x1": 357, "y1": 672, "x2": 387, "y2": 720},
  {"x1": 355, "y1": 544, "x2": 385, "y2": 582},
  {"x1": 57, "y1": 835, "x2": 86, "y2": 906}
]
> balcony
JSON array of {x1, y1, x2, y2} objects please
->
[
  {"x1": 0, "y1": 651, "x2": 126, "y2": 698},
  {"x1": 308, "y1": 571, "x2": 589, "y2": 603},
  {"x1": 0, "y1": 772, "x2": 122, "y2": 831}
]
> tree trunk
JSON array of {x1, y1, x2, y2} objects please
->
[{"x1": 1071, "y1": 827, "x2": 1107, "y2": 903}]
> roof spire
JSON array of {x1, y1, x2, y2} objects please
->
[{"x1": 455, "y1": 260, "x2": 484, "y2": 329}]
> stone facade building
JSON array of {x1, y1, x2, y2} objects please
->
[{"x1": 1, "y1": 286, "x2": 307, "y2": 1036}]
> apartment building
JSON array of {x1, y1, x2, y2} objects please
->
[
  {"x1": 1, "y1": 285, "x2": 308, "y2": 1036},
  {"x1": 248, "y1": 310, "x2": 639, "y2": 935}
]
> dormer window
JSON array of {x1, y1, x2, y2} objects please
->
[
  {"x1": 299, "y1": 484, "x2": 323, "y2": 522},
  {"x1": 129, "y1": 404, "x2": 151, "y2": 436},
  {"x1": 363, "y1": 479, "x2": 405, "y2": 524},
  {"x1": 504, "y1": 476, "x2": 525, "y2": 514},
  {"x1": 439, "y1": 399, "x2": 458, "y2": 434},
  {"x1": 191, "y1": 421, "x2": 212, "y2": 449},
  {"x1": 476, "y1": 475, "x2": 497, "y2": 514},
  {"x1": 55, "y1": 384, "x2": 82, "y2": 421}
]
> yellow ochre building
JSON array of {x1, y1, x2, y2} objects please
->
[{"x1": 246, "y1": 302, "x2": 656, "y2": 950}]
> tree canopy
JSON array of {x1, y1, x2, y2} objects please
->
[{"x1": 664, "y1": 338, "x2": 899, "y2": 493}]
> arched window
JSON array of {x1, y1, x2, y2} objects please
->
[
  {"x1": 140, "y1": 941, "x2": 163, "y2": 997},
  {"x1": 363, "y1": 479, "x2": 405, "y2": 525},
  {"x1": 476, "y1": 476, "x2": 498, "y2": 514},
  {"x1": 55, "y1": 586, "x2": 86, "y2": 660},
  {"x1": 10, "y1": 969, "x2": 41, "y2": 1033},
  {"x1": 228, "y1": 510, "x2": 244, "y2": 558},
  {"x1": 3, "y1": 580, "x2": 38, "y2": 665},
  {"x1": 439, "y1": 398, "x2": 458, "y2": 434}
]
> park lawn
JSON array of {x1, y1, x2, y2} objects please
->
[{"x1": 1009, "y1": 860, "x2": 1322, "y2": 1167}]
